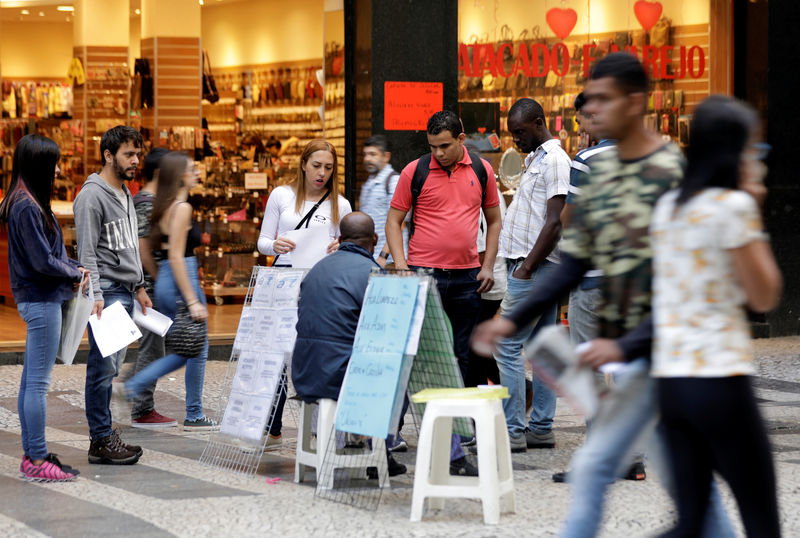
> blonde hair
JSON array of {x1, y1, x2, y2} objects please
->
[{"x1": 293, "y1": 139, "x2": 341, "y2": 226}]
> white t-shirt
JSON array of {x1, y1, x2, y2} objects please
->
[
  {"x1": 257, "y1": 185, "x2": 352, "y2": 265},
  {"x1": 650, "y1": 188, "x2": 767, "y2": 378},
  {"x1": 477, "y1": 186, "x2": 507, "y2": 301}
]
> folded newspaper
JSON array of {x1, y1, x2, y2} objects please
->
[{"x1": 524, "y1": 325, "x2": 600, "y2": 418}]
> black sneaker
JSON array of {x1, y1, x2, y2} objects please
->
[
  {"x1": 552, "y1": 470, "x2": 569, "y2": 483},
  {"x1": 111, "y1": 428, "x2": 143, "y2": 457},
  {"x1": 45, "y1": 453, "x2": 80, "y2": 477},
  {"x1": 624, "y1": 461, "x2": 646, "y2": 481},
  {"x1": 450, "y1": 456, "x2": 479, "y2": 476},
  {"x1": 88, "y1": 433, "x2": 141, "y2": 465},
  {"x1": 367, "y1": 454, "x2": 407, "y2": 479}
]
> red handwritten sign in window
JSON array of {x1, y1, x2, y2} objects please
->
[{"x1": 384, "y1": 82, "x2": 444, "y2": 131}]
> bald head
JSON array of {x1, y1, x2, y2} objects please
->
[{"x1": 339, "y1": 211, "x2": 378, "y2": 253}]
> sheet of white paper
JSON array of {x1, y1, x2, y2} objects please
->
[
  {"x1": 133, "y1": 303, "x2": 173, "y2": 337},
  {"x1": 271, "y1": 270, "x2": 304, "y2": 307},
  {"x1": 282, "y1": 227, "x2": 332, "y2": 268},
  {"x1": 233, "y1": 306, "x2": 255, "y2": 352},
  {"x1": 598, "y1": 362, "x2": 627, "y2": 375},
  {"x1": 273, "y1": 309, "x2": 299, "y2": 353},
  {"x1": 405, "y1": 279, "x2": 430, "y2": 355},
  {"x1": 251, "y1": 270, "x2": 277, "y2": 307},
  {"x1": 88, "y1": 301, "x2": 142, "y2": 358}
]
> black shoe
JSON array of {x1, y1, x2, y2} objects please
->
[
  {"x1": 525, "y1": 429, "x2": 555, "y2": 449},
  {"x1": 624, "y1": 461, "x2": 646, "y2": 481},
  {"x1": 88, "y1": 433, "x2": 141, "y2": 465},
  {"x1": 45, "y1": 453, "x2": 80, "y2": 477},
  {"x1": 552, "y1": 470, "x2": 569, "y2": 483},
  {"x1": 449, "y1": 456, "x2": 479, "y2": 476},
  {"x1": 367, "y1": 454, "x2": 407, "y2": 479},
  {"x1": 111, "y1": 428, "x2": 143, "y2": 457}
]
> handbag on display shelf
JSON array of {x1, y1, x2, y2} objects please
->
[
  {"x1": 165, "y1": 299, "x2": 207, "y2": 358},
  {"x1": 202, "y1": 50, "x2": 220, "y2": 104}
]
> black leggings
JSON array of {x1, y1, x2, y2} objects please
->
[{"x1": 658, "y1": 376, "x2": 780, "y2": 537}]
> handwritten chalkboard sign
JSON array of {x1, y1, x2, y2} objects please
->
[{"x1": 335, "y1": 275, "x2": 420, "y2": 438}]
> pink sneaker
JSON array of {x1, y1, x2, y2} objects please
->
[
  {"x1": 23, "y1": 459, "x2": 76, "y2": 482},
  {"x1": 20, "y1": 456, "x2": 32, "y2": 476}
]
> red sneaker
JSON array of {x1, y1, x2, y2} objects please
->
[{"x1": 131, "y1": 410, "x2": 177, "y2": 429}]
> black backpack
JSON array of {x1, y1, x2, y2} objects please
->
[{"x1": 408, "y1": 150, "x2": 488, "y2": 236}]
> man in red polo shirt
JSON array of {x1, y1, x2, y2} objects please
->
[{"x1": 386, "y1": 110, "x2": 502, "y2": 382}]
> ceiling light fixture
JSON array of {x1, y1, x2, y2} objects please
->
[
  {"x1": 135, "y1": 8, "x2": 140, "y2": 14},
  {"x1": 38, "y1": 10, "x2": 44, "y2": 16},
  {"x1": 20, "y1": 9, "x2": 29, "y2": 15},
  {"x1": 57, "y1": 5, "x2": 74, "y2": 11}
]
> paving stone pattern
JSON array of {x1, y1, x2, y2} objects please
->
[{"x1": 0, "y1": 337, "x2": 799, "y2": 537}]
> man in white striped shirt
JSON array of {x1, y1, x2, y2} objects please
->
[
  {"x1": 493, "y1": 98, "x2": 571, "y2": 452},
  {"x1": 359, "y1": 134, "x2": 406, "y2": 266}
]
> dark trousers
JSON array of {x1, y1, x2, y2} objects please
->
[
  {"x1": 465, "y1": 298, "x2": 502, "y2": 386},
  {"x1": 659, "y1": 376, "x2": 780, "y2": 538},
  {"x1": 411, "y1": 267, "x2": 481, "y2": 383}
]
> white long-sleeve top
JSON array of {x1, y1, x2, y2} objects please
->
[{"x1": 257, "y1": 185, "x2": 352, "y2": 266}]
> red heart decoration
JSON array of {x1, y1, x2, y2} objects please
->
[
  {"x1": 546, "y1": 8, "x2": 578, "y2": 40},
  {"x1": 634, "y1": 0, "x2": 663, "y2": 32},
  {"x1": 477, "y1": 127, "x2": 487, "y2": 134}
]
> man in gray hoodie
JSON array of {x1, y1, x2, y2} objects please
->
[{"x1": 74, "y1": 125, "x2": 151, "y2": 465}]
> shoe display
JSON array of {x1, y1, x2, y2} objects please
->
[
  {"x1": 110, "y1": 428, "x2": 143, "y2": 457},
  {"x1": 183, "y1": 416, "x2": 219, "y2": 431},
  {"x1": 132, "y1": 410, "x2": 178, "y2": 429},
  {"x1": 22, "y1": 459, "x2": 76, "y2": 482},
  {"x1": 624, "y1": 461, "x2": 646, "y2": 481},
  {"x1": 449, "y1": 456, "x2": 479, "y2": 476},
  {"x1": 88, "y1": 433, "x2": 141, "y2": 465},
  {"x1": 387, "y1": 434, "x2": 408, "y2": 453},
  {"x1": 525, "y1": 429, "x2": 555, "y2": 449}
]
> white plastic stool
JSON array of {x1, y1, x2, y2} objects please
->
[
  {"x1": 294, "y1": 398, "x2": 389, "y2": 488},
  {"x1": 410, "y1": 391, "x2": 515, "y2": 524}
]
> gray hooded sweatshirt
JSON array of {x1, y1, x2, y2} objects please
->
[{"x1": 74, "y1": 173, "x2": 144, "y2": 301}]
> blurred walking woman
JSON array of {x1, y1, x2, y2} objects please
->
[
  {"x1": 0, "y1": 134, "x2": 85, "y2": 481},
  {"x1": 118, "y1": 152, "x2": 216, "y2": 430},
  {"x1": 650, "y1": 96, "x2": 783, "y2": 537}
]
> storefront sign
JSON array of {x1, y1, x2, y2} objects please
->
[
  {"x1": 384, "y1": 81, "x2": 444, "y2": 131},
  {"x1": 458, "y1": 41, "x2": 706, "y2": 81}
]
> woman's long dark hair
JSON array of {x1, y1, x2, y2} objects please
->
[
  {"x1": 0, "y1": 134, "x2": 61, "y2": 231},
  {"x1": 149, "y1": 151, "x2": 192, "y2": 250},
  {"x1": 676, "y1": 95, "x2": 759, "y2": 206}
]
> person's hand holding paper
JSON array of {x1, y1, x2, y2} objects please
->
[{"x1": 282, "y1": 227, "x2": 333, "y2": 268}]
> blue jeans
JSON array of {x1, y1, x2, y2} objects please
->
[
  {"x1": 85, "y1": 279, "x2": 134, "y2": 441},
  {"x1": 493, "y1": 260, "x2": 558, "y2": 437},
  {"x1": 17, "y1": 301, "x2": 63, "y2": 460},
  {"x1": 125, "y1": 257, "x2": 208, "y2": 421},
  {"x1": 410, "y1": 267, "x2": 481, "y2": 383},
  {"x1": 567, "y1": 286, "x2": 602, "y2": 346},
  {"x1": 561, "y1": 359, "x2": 735, "y2": 538}
]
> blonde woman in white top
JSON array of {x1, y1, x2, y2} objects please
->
[
  {"x1": 256, "y1": 139, "x2": 350, "y2": 445},
  {"x1": 258, "y1": 139, "x2": 351, "y2": 267},
  {"x1": 650, "y1": 96, "x2": 782, "y2": 538}
]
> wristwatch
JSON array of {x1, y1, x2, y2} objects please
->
[{"x1": 377, "y1": 250, "x2": 390, "y2": 259}]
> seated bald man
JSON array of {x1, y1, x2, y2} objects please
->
[
  {"x1": 292, "y1": 211, "x2": 379, "y2": 402},
  {"x1": 291, "y1": 212, "x2": 405, "y2": 476}
]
